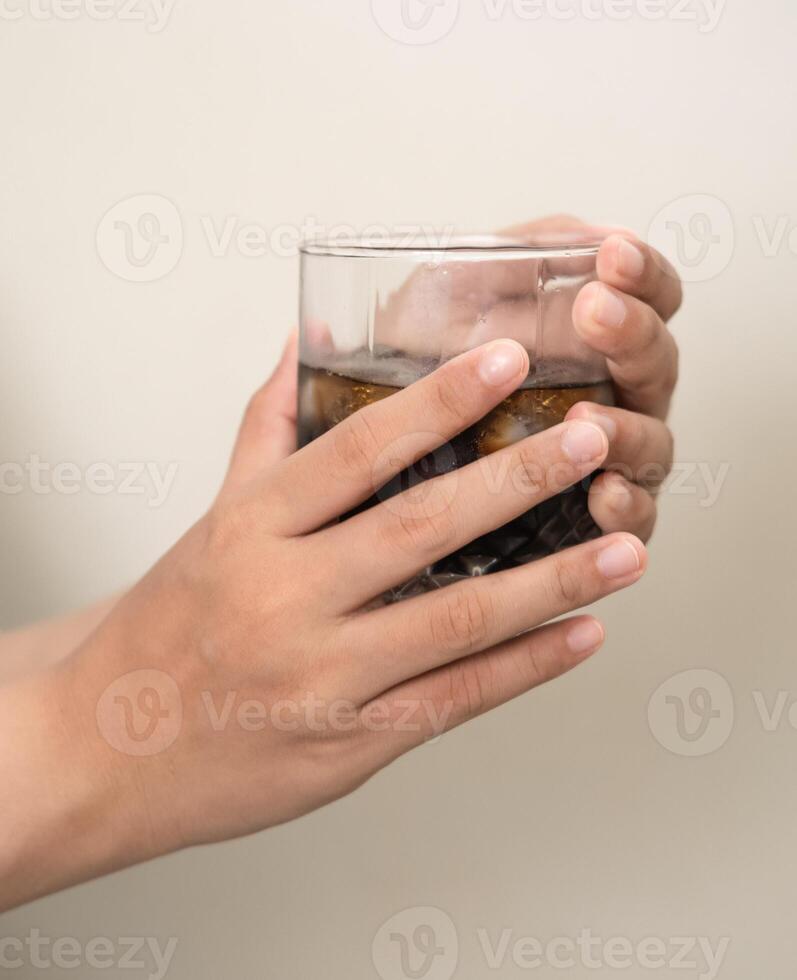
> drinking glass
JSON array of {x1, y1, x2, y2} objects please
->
[{"x1": 298, "y1": 236, "x2": 614, "y2": 601}]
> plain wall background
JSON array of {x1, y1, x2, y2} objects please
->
[{"x1": 2, "y1": 0, "x2": 797, "y2": 977}]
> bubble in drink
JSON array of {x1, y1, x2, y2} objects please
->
[{"x1": 298, "y1": 357, "x2": 614, "y2": 602}]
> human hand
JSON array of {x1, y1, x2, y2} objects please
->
[
  {"x1": 4, "y1": 336, "x2": 647, "y2": 908},
  {"x1": 502, "y1": 215, "x2": 682, "y2": 543},
  {"x1": 355, "y1": 214, "x2": 681, "y2": 545}
]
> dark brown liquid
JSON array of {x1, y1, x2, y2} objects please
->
[{"x1": 299, "y1": 363, "x2": 615, "y2": 601}]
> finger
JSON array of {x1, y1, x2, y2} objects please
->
[
  {"x1": 565, "y1": 403, "x2": 674, "y2": 488},
  {"x1": 596, "y1": 234, "x2": 683, "y2": 322},
  {"x1": 266, "y1": 340, "x2": 529, "y2": 536},
  {"x1": 221, "y1": 332, "x2": 299, "y2": 497},
  {"x1": 360, "y1": 615, "x2": 605, "y2": 756},
  {"x1": 482, "y1": 215, "x2": 611, "y2": 303},
  {"x1": 321, "y1": 418, "x2": 609, "y2": 609},
  {"x1": 572, "y1": 282, "x2": 679, "y2": 419},
  {"x1": 587, "y1": 472, "x2": 658, "y2": 543},
  {"x1": 500, "y1": 213, "x2": 587, "y2": 237},
  {"x1": 373, "y1": 218, "x2": 624, "y2": 359},
  {"x1": 380, "y1": 218, "x2": 611, "y2": 348},
  {"x1": 337, "y1": 533, "x2": 645, "y2": 702},
  {"x1": 500, "y1": 213, "x2": 635, "y2": 244}
]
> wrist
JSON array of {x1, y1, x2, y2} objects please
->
[{"x1": 0, "y1": 635, "x2": 174, "y2": 910}]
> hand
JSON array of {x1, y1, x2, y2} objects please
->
[
  {"x1": 2, "y1": 336, "x2": 648, "y2": 909},
  {"x1": 363, "y1": 214, "x2": 681, "y2": 544},
  {"x1": 0, "y1": 219, "x2": 680, "y2": 687},
  {"x1": 503, "y1": 215, "x2": 682, "y2": 543}
]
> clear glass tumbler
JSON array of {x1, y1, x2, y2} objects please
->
[{"x1": 298, "y1": 236, "x2": 614, "y2": 601}]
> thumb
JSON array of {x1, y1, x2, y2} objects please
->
[{"x1": 221, "y1": 330, "x2": 298, "y2": 495}]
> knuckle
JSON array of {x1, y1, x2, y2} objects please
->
[
  {"x1": 514, "y1": 440, "x2": 547, "y2": 493},
  {"x1": 659, "y1": 258, "x2": 684, "y2": 315},
  {"x1": 622, "y1": 303, "x2": 659, "y2": 358},
  {"x1": 667, "y1": 282, "x2": 684, "y2": 318},
  {"x1": 443, "y1": 658, "x2": 492, "y2": 718},
  {"x1": 624, "y1": 415, "x2": 675, "y2": 483},
  {"x1": 383, "y1": 498, "x2": 459, "y2": 560},
  {"x1": 647, "y1": 252, "x2": 683, "y2": 320},
  {"x1": 332, "y1": 407, "x2": 383, "y2": 475},
  {"x1": 625, "y1": 412, "x2": 648, "y2": 462},
  {"x1": 547, "y1": 557, "x2": 588, "y2": 608},
  {"x1": 429, "y1": 586, "x2": 495, "y2": 656},
  {"x1": 427, "y1": 369, "x2": 468, "y2": 429},
  {"x1": 664, "y1": 339, "x2": 680, "y2": 392},
  {"x1": 203, "y1": 500, "x2": 247, "y2": 559},
  {"x1": 523, "y1": 641, "x2": 551, "y2": 688},
  {"x1": 662, "y1": 426, "x2": 675, "y2": 473}
]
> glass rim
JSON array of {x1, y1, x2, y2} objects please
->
[{"x1": 299, "y1": 234, "x2": 603, "y2": 260}]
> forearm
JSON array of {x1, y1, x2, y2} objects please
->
[
  {"x1": 0, "y1": 643, "x2": 162, "y2": 912},
  {"x1": 0, "y1": 596, "x2": 120, "y2": 685}
]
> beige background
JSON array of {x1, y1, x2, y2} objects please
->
[{"x1": 2, "y1": 0, "x2": 797, "y2": 977}]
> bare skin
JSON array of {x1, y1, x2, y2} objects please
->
[{"x1": 0, "y1": 217, "x2": 681, "y2": 913}]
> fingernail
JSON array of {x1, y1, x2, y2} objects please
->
[
  {"x1": 478, "y1": 340, "x2": 527, "y2": 388},
  {"x1": 617, "y1": 238, "x2": 645, "y2": 278},
  {"x1": 567, "y1": 619, "x2": 605, "y2": 656},
  {"x1": 592, "y1": 284, "x2": 627, "y2": 328},
  {"x1": 597, "y1": 538, "x2": 642, "y2": 579},
  {"x1": 562, "y1": 421, "x2": 607, "y2": 465}
]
